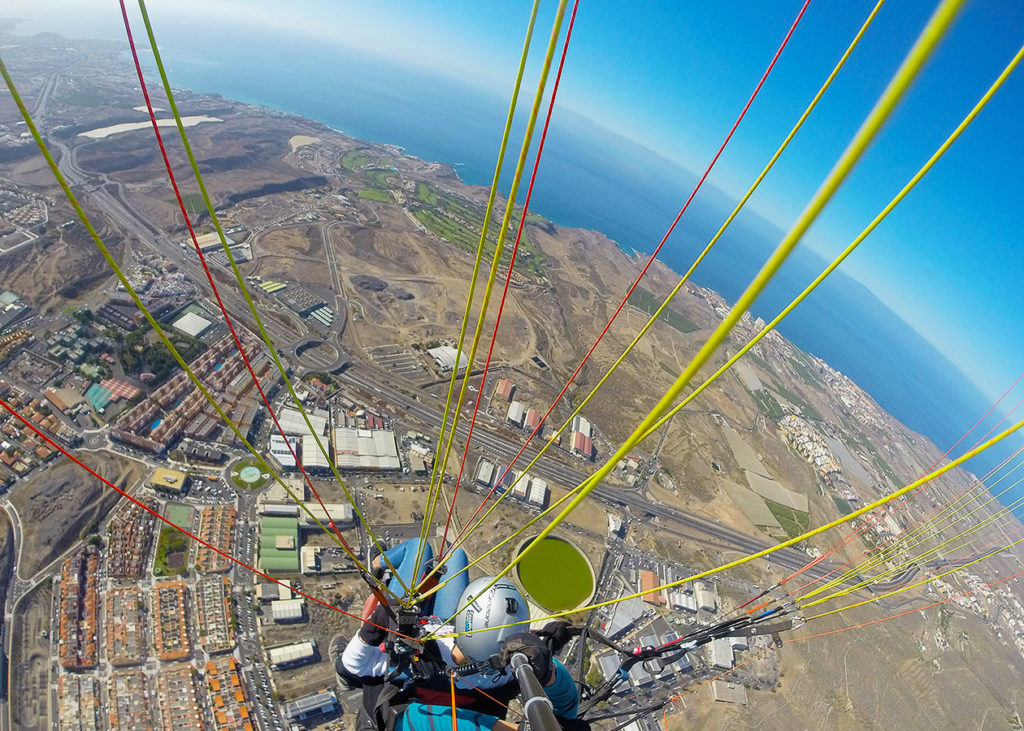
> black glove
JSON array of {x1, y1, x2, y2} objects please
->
[
  {"x1": 500, "y1": 632, "x2": 554, "y2": 685},
  {"x1": 556, "y1": 717, "x2": 591, "y2": 731},
  {"x1": 358, "y1": 603, "x2": 391, "y2": 647},
  {"x1": 535, "y1": 621, "x2": 576, "y2": 654}
]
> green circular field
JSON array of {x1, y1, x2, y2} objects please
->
[
  {"x1": 516, "y1": 537, "x2": 594, "y2": 612},
  {"x1": 231, "y1": 460, "x2": 270, "y2": 490}
]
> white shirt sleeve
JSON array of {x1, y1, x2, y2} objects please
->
[
  {"x1": 429, "y1": 623, "x2": 514, "y2": 691},
  {"x1": 342, "y1": 634, "x2": 389, "y2": 677}
]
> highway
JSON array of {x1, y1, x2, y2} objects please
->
[
  {"x1": 40, "y1": 89, "x2": 859, "y2": 595},
  {"x1": 334, "y1": 364, "x2": 839, "y2": 582}
]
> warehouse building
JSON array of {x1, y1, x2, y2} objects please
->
[
  {"x1": 333, "y1": 427, "x2": 401, "y2": 470},
  {"x1": 506, "y1": 400, "x2": 525, "y2": 427},
  {"x1": 301, "y1": 433, "x2": 333, "y2": 471},
  {"x1": 695, "y1": 581, "x2": 718, "y2": 613},
  {"x1": 526, "y1": 477, "x2": 549, "y2": 508},
  {"x1": 284, "y1": 690, "x2": 339, "y2": 723},
  {"x1": 171, "y1": 311, "x2": 212, "y2": 338},
  {"x1": 277, "y1": 407, "x2": 329, "y2": 439},
  {"x1": 640, "y1": 570, "x2": 666, "y2": 607},
  {"x1": 259, "y1": 516, "x2": 300, "y2": 573},
  {"x1": 268, "y1": 434, "x2": 300, "y2": 470},
  {"x1": 271, "y1": 598, "x2": 306, "y2": 624},
  {"x1": 267, "y1": 640, "x2": 318, "y2": 670},
  {"x1": 709, "y1": 638, "x2": 734, "y2": 670},
  {"x1": 427, "y1": 345, "x2": 469, "y2": 374},
  {"x1": 475, "y1": 458, "x2": 496, "y2": 487}
]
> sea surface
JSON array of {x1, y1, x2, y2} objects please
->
[{"x1": 119, "y1": 26, "x2": 1020, "y2": 491}]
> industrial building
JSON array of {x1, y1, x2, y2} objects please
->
[
  {"x1": 709, "y1": 638, "x2": 734, "y2": 670},
  {"x1": 267, "y1": 639, "x2": 318, "y2": 669},
  {"x1": 277, "y1": 407, "x2": 329, "y2": 439},
  {"x1": 629, "y1": 661, "x2": 654, "y2": 688},
  {"x1": 608, "y1": 515, "x2": 625, "y2": 538},
  {"x1": 268, "y1": 433, "x2": 300, "y2": 469},
  {"x1": 670, "y1": 591, "x2": 697, "y2": 613},
  {"x1": 695, "y1": 581, "x2": 718, "y2": 613},
  {"x1": 571, "y1": 431, "x2": 595, "y2": 460},
  {"x1": 302, "y1": 545, "x2": 320, "y2": 574},
  {"x1": 427, "y1": 345, "x2": 469, "y2": 373},
  {"x1": 604, "y1": 596, "x2": 646, "y2": 639},
  {"x1": 149, "y1": 467, "x2": 188, "y2": 494},
  {"x1": 526, "y1": 476, "x2": 549, "y2": 508},
  {"x1": 333, "y1": 427, "x2": 401, "y2": 470},
  {"x1": 524, "y1": 407, "x2": 542, "y2": 431},
  {"x1": 259, "y1": 516, "x2": 300, "y2": 573},
  {"x1": 475, "y1": 458, "x2": 496, "y2": 487},
  {"x1": 186, "y1": 231, "x2": 236, "y2": 252},
  {"x1": 297, "y1": 502, "x2": 355, "y2": 528},
  {"x1": 639, "y1": 570, "x2": 666, "y2": 607},
  {"x1": 284, "y1": 690, "x2": 339, "y2": 723},
  {"x1": 271, "y1": 598, "x2": 306, "y2": 623},
  {"x1": 171, "y1": 311, "x2": 213, "y2": 338},
  {"x1": 493, "y1": 378, "x2": 515, "y2": 401},
  {"x1": 571, "y1": 414, "x2": 592, "y2": 437},
  {"x1": 301, "y1": 433, "x2": 333, "y2": 470},
  {"x1": 507, "y1": 400, "x2": 525, "y2": 427}
]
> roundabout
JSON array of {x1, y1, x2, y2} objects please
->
[{"x1": 230, "y1": 459, "x2": 271, "y2": 490}]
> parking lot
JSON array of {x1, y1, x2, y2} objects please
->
[{"x1": 364, "y1": 345, "x2": 426, "y2": 377}]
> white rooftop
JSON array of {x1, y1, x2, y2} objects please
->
[
  {"x1": 172, "y1": 311, "x2": 212, "y2": 338},
  {"x1": 427, "y1": 345, "x2": 469, "y2": 373}
]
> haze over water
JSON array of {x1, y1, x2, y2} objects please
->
[{"x1": 122, "y1": 26, "x2": 1021, "y2": 498}]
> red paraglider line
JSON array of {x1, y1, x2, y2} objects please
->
[
  {"x1": 119, "y1": 0, "x2": 352, "y2": 551},
  {"x1": 445, "y1": 0, "x2": 812, "y2": 552}
]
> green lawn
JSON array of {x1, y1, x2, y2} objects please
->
[
  {"x1": 231, "y1": 460, "x2": 271, "y2": 490},
  {"x1": 341, "y1": 150, "x2": 371, "y2": 171},
  {"x1": 833, "y1": 496, "x2": 854, "y2": 516},
  {"x1": 753, "y1": 389, "x2": 785, "y2": 420},
  {"x1": 359, "y1": 188, "x2": 391, "y2": 203},
  {"x1": 789, "y1": 356, "x2": 821, "y2": 388},
  {"x1": 411, "y1": 183, "x2": 546, "y2": 277},
  {"x1": 626, "y1": 286, "x2": 699, "y2": 334},
  {"x1": 366, "y1": 169, "x2": 395, "y2": 189},
  {"x1": 177, "y1": 192, "x2": 207, "y2": 217},
  {"x1": 765, "y1": 499, "x2": 810, "y2": 540},
  {"x1": 416, "y1": 182, "x2": 438, "y2": 206},
  {"x1": 153, "y1": 524, "x2": 188, "y2": 576},
  {"x1": 772, "y1": 382, "x2": 822, "y2": 420}
]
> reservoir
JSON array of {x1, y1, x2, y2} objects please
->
[{"x1": 515, "y1": 536, "x2": 595, "y2": 612}]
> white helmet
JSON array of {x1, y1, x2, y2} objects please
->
[{"x1": 453, "y1": 576, "x2": 530, "y2": 662}]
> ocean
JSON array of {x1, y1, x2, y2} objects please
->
[{"x1": 128, "y1": 25, "x2": 1019, "y2": 490}]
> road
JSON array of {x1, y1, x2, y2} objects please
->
[{"x1": 335, "y1": 364, "x2": 839, "y2": 582}]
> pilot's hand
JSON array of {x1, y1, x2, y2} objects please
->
[
  {"x1": 358, "y1": 603, "x2": 391, "y2": 647},
  {"x1": 500, "y1": 632, "x2": 554, "y2": 685},
  {"x1": 535, "y1": 621, "x2": 576, "y2": 654}
]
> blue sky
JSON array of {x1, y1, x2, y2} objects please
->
[{"x1": 6, "y1": 0, "x2": 1023, "y2": 404}]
